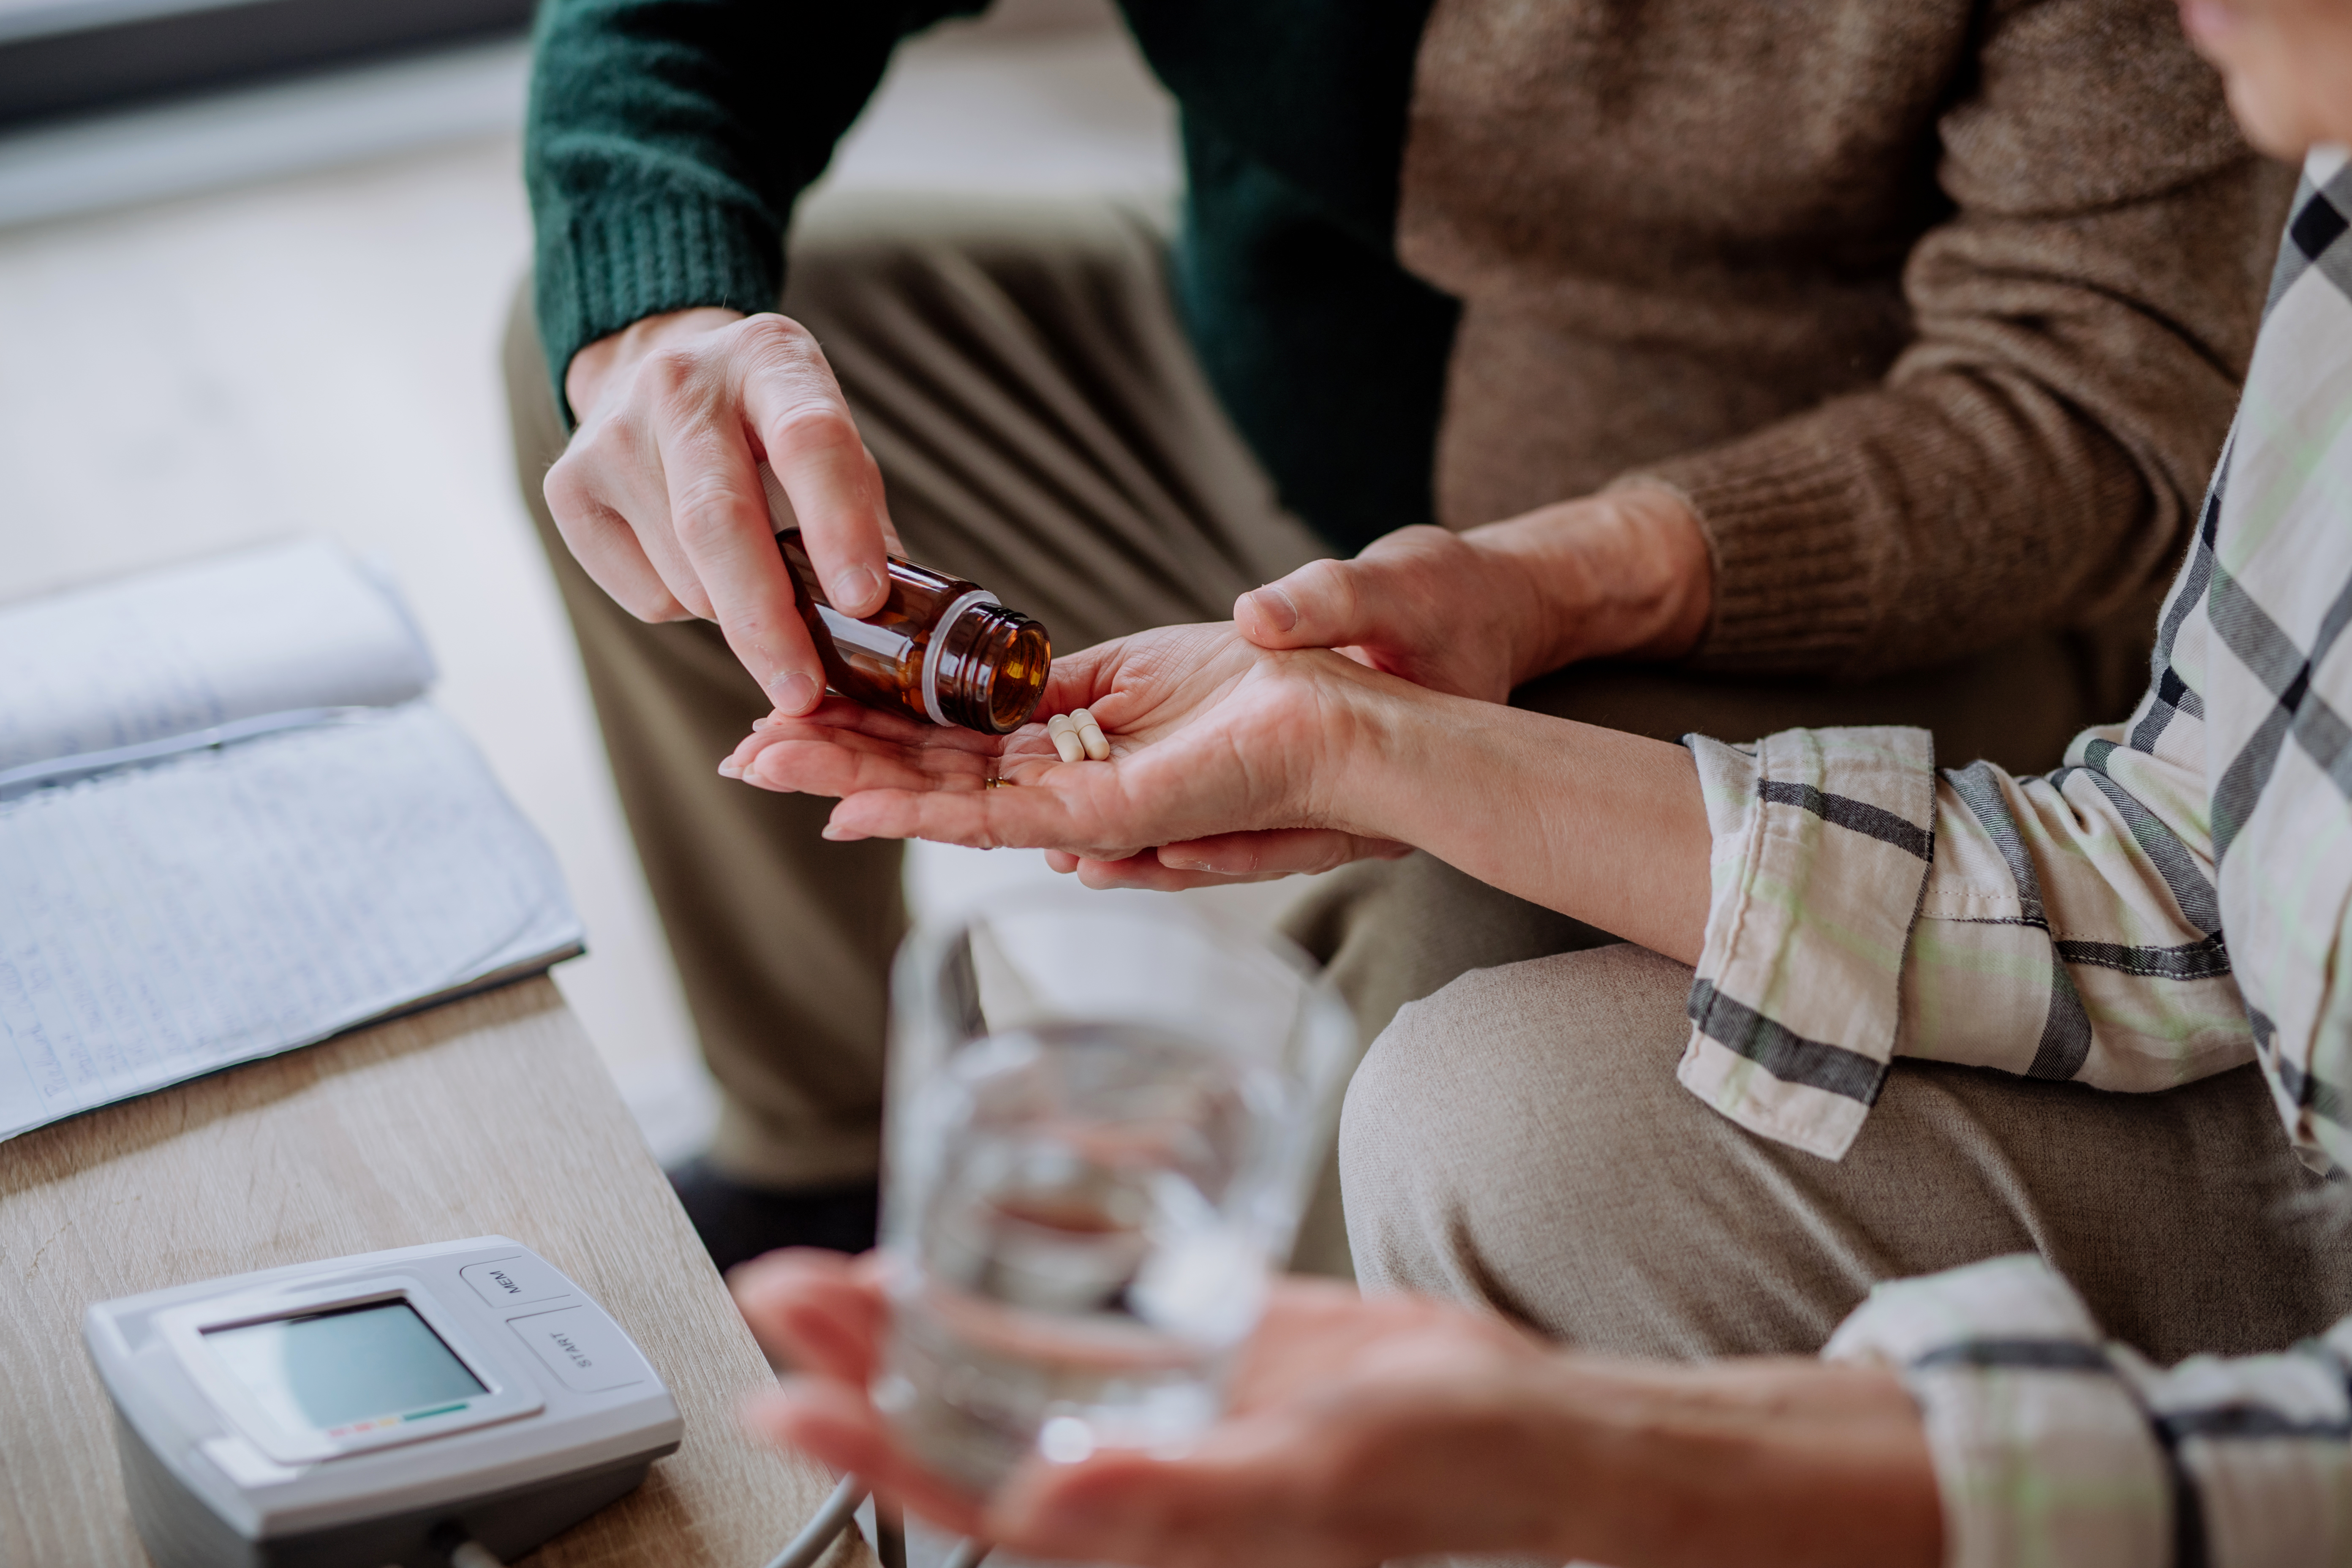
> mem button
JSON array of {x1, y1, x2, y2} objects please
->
[
  {"x1": 508, "y1": 1305, "x2": 649, "y2": 1393},
  {"x1": 460, "y1": 1256, "x2": 572, "y2": 1310}
]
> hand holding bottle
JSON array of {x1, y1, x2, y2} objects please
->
[{"x1": 546, "y1": 307, "x2": 901, "y2": 716}]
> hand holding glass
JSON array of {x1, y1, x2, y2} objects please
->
[{"x1": 875, "y1": 890, "x2": 1354, "y2": 1492}]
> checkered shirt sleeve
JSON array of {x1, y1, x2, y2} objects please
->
[
  {"x1": 1824, "y1": 1254, "x2": 2352, "y2": 1568},
  {"x1": 1685, "y1": 148, "x2": 2352, "y2": 1566}
]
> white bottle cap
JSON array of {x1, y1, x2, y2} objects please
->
[{"x1": 921, "y1": 590, "x2": 1001, "y2": 727}]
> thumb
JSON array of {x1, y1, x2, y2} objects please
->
[{"x1": 1236, "y1": 558, "x2": 1383, "y2": 651}]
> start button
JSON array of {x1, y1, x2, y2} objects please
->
[{"x1": 508, "y1": 1305, "x2": 650, "y2": 1393}]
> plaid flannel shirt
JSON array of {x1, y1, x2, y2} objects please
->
[{"x1": 1679, "y1": 149, "x2": 2352, "y2": 1568}]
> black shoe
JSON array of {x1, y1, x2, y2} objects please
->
[{"x1": 665, "y1": 1159, "x2": 879, "y2": 1275}]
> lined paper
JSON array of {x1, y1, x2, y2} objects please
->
[
  {"x1": 0, "y1": 544, "x2": 579, "y2": 1143},
  {"x1": 0, "y1": 703, "x2": 581, "y2": 1141}
]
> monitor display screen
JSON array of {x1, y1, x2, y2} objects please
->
[{"x1": 203, "y1": 1300, "x2": 485, "y2": 1434}]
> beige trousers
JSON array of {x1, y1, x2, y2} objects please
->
[
  {"x1": 503, "y1": 193, "x2": 2151, "y2": 1273},
  {"x1": 1342, "y1": 944, "x2": 2352, "y2": 1365}
]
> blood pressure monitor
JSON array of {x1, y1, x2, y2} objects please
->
[{"x1": 84, "y1": 1237, "x2": 682, "y2": 1568}]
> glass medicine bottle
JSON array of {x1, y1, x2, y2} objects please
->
[{"x1": 775, "y1": 530, "x2": 1053, "y2": 735}]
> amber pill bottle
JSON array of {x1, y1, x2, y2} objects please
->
[{"x1": 773, "y1": 529, "x2": 1052, "y2": 735}]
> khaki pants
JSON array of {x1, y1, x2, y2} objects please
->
[
  {"x1": 1342, "y1": 944, "x2": 2352, "y2": 1364},
  {"x1": 503, "y1": 193, "x2": 2151, "y2": 1274}
]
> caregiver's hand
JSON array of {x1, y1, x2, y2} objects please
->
[
  {"x1": 546, "y1": 307, "x2": 899, "y2": 716},
  {"x1": 722, "y1": 620, "x2": 1716, "y2": 965},
  {"x1": 731, "y1": 1251, "x2": 1941, "y2": 1568},
  {"x1": 1236, "y1": 483, "x2": 1713, "y2": 703}
]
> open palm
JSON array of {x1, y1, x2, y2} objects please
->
[{"x1": 728, "y1": 622, "x2": 1402, "y2": 868}]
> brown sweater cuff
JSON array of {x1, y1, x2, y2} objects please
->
[{"x1": 1631, "y1": 430, "x2": 1881, "y2": 676}]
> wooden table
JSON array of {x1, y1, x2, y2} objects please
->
[{"x1": 0, "y1": 977, "x2": 870, "y2": 1568}]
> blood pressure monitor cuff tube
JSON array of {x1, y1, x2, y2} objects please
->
[{"x1": 84, "y1": 1238, "x2": 682, "y2": 1568}]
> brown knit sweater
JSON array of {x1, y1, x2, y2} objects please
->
[{"x1": 1397, "y1": 0, "x2": 2291, "y2": 680}]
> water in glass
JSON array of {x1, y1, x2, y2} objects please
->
[{"x1": 876, "y1": 1019, "x2": 1281, "y2": 1491}]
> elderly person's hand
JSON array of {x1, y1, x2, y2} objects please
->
[
  {"x1": 1234, "y1": 483, "x2": 1713, "y2": 705},
  {"x1": 730, "y1": 1250, "x2": 1940, "y2": 1568},
  {"x1": 722, "y1": 619, "x2": 1714, "y2": 961},
  {"x1": 723, "y1": 622, "x2": 1415, "y2": 885},
  {"x1": 547, "y1": 307, "x2": 901, "y2": 717},
  {"x1": 1097, "y1": 481, "x2": 1708, "y2": 892}
]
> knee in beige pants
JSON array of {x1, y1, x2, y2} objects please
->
[{"x1": 1341, "y1": 945, "x2": 2352, "y2": 1363}]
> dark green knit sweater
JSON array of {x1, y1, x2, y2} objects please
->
[{"x1": 525, "y1": 0, "x2": 1454, "y2": 553}]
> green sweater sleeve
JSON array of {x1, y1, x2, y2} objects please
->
[{"x1": 524, "y1": 0, "x2": 980, "y2": 422}]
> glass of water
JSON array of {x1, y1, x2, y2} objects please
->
[{"x1": 874, "y1": 887, "x2": 1356, "y2": 1492}]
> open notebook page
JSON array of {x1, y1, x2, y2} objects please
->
[
  {"x1": 0, "y1": 702, "x2": 583, "y2": 1142},
  {"x1": 0, "y1": 539, "x2": 433, "y2": 777}
]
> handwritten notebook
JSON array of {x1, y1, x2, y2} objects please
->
[{"x1": 0, "y1": 541, "x2": 584, "y2": 1143}]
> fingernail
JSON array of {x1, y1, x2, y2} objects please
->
[
  {"x1": 718, "y1": 758, "x2": 743, "y2": 779},
  {"x1": 1248, "y1": 585, "x2": 1298, "y2": 633},
  {"x1": 1161, "y1": 855, "x2": 1211, "y2": 872},
  {"x1": 830, "y1": 566, "x2": 881, "y2": 609},
  {"x1": 767, "y1": 671, "x2": 819, "y2": 714},
  {"x1": 752, "y1": 715, "x2": 777, "y2": 731},
  {"x1": 821, "y1": 822, "x2": 861, "y2": 842}
]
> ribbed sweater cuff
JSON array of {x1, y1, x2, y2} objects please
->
[
  {"x1": 536, "y1": 194, "x2": 784, "y2": 425},
  {"x1": 1632, "y1": 434, "x2": 1879, "y2": 675}
]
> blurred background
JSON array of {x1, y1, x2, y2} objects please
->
[{"x1": 0, "y1": 0, "x2": 1236, "y2": 1164}]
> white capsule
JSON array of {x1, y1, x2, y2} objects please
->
[
  {"x1": 1045, "y1": 714, "x2": 1086, "y2": 763},
  {"x1": 1072, "y1": 708, "x2": 1112, "y2": 762}
]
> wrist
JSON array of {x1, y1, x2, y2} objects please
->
[
  {"x1": 564, "y1": 305, "x2": 746, "y2": 426},
  {"x1": 1465, "y1": 482, "x2": 1715, "y2": 682},
  {"x1": 1308, "y1": 672, "x2": 1713, "y2": 960},
  {"x1": 1531, "y1": 1358, "x2": 1940, "y2": 1568},
  {"x1": 1312, "y1": 670, "x2": 1460, "y2": 841}
]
